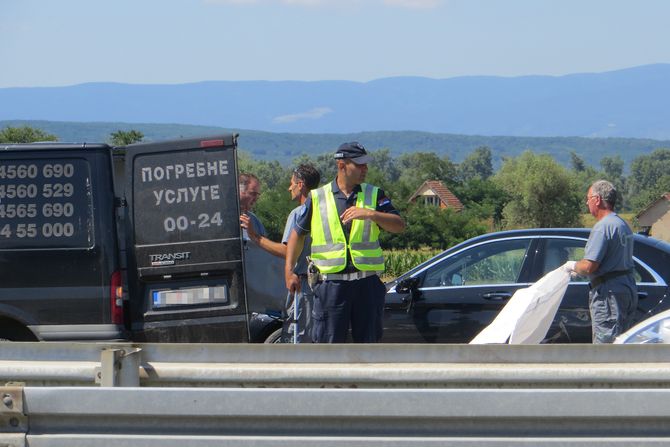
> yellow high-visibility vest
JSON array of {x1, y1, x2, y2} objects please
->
[{"x1": 310, "y1": 182, "x2": 384, "y2": 273}]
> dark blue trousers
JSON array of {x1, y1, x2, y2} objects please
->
[{"x1": 311, "y1": 274, "x2": 386, "y2": 343}]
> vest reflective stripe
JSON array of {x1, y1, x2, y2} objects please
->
[
  {"x1": 354, "y1": 255, "x2": 385, "y2": 265},
  {"x1": 311, "y1": 243, "x2": 346, "y2": 254},
  {"x1": 310, "y1": 182, "x2": 385, "y2": 273},
  {"x1": 314, "y1": 187, "x2": 334, "y2": 246},
  {"x1": 313, "y1": 257, "x2": 346, "y2": 268},
  {"x1": 350, "y1": 241, "x2": 381, "y2": 250},
  {"x1": 361, "y1": 185, "x2": 374, "y2": 241}
]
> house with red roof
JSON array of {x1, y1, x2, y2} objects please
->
[{"x1": 408, "y1": 180, "x2": 464, "y2": 211}]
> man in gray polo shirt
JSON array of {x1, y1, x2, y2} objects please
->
[{"x1": 568, "y1": 180, "x2": 637, "y2": 343}]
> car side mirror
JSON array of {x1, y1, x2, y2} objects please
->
[{"x1": 396, "y1": 277, "x2": 420, "y2": 294}]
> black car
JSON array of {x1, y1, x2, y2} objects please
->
[{"x1": 383, "y1": 229, "x2": 670, "y2": 343}]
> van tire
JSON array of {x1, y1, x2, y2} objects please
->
[
  {"x1": 264, "y1": 328, "x2": 284, "y2": 344},
  {"x1": 0, "y1": 319, "x2": 38, "y2": 341}
]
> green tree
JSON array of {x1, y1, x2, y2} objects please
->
[
  {"x1": 600, "y1": 155, "x2": 624, "y2": 181},
  {"x1": 494, "y1": 151, "x2": 582, "y2": 228},
  {"x1": 0, "y1": 126, "x2": 57, "y2": 143},
  {"x1": 292, "y1": 152, "x2": 336, "y2": 184},
  {"x1": 627, "y1": 149, "x2": 670, "y2": 210},
  {"x1": 381, "y1": 205, "x2": 487, "y2": 250},
  {"x1": 395, "y1": 152, "x2": 456, "y2": 200},
  {"x1": 109, "y1": 130, "x2": 144, "y2": 146},
  {"x1": 453, "y1": 178, "x2": 509, "y2": 227},
  {"x1": 569, "y1": 151, "x2": 586, "y2": 172},
  {"x1": 629, "y1": 174, "x2": 670, "y2": 212},
  {"x1": 458, "y1": 146, "x2": 493, "y2": 182}
]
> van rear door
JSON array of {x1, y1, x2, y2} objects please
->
[{"x1": 124, "y1": 134, "x2": 247, "y2": 342}]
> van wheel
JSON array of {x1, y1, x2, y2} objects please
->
[
  {"x1": 0, "y1": 319, "x2": 37, "y2": 341},
  {"x1": 264, "y1": 328, "x2": 284, "y2": 344}
]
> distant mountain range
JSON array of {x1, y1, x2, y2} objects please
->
[
  {"x1": 1, "y1": 64, "x2": 670, "y2": 139},
  {"x1": 2, "y1": 120, "x2": 668, "y2": 170}
]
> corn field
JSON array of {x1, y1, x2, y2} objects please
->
[{"x1": 383, "y1": 248, "x2": 442, "y2": 281}]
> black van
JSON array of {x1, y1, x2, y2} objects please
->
[{"x1": 0, "y1": 135, "x2": 283, "y2": 342}]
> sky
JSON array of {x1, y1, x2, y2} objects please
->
[{"x1": 1, "y1": 0, "x2": 670, "y2": 88}]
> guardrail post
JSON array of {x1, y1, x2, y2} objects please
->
[
  {"x1": 97, "y1": 347, "x2": 141, "y2": 387},
  {"x1": 0, "y1": 383, "x2": 26, "y2": 447}
]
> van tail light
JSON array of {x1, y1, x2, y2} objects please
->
[
  {"x1": 200, "y1": 139, "x2": 224, "y2": 148},
  {"x1": 110, "y1": 270, "x2": 124, "y2": 325}
]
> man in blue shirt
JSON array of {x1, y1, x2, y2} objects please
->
[
  {"x1": 241, "y1": 166, "x2": 321, "y2": 342},
  {"x1": 279, "y1": 164, "x2": 320, "y2": 342},
  {"x1": 570, "y1": 180, "x2": 637, "y2": 343}
]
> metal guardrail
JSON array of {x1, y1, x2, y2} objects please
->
[
  {"x1": 2, "y1": 342, "x2": 670, "y2": 388},
  {"x1": 2, "y1": 342, "x2": 670, "y2": 445},
  {"x1": 4, "y1": 387, "x2": 670, "y2": 445}
]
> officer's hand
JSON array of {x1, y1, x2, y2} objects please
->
[
  {"x1": 286, "y1": 272, "x2": 301, "y2": 294},
  {"x1": 340, "y1": 207, "x2": 372, "y2": 225}
]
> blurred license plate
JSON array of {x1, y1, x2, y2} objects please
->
[{"x1": 152, "y1": 285, "x2": 228, "y2": 308}]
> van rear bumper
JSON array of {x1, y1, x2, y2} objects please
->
[{"x1": 28, "y1": 324, "x2": 127, "y2": 341}]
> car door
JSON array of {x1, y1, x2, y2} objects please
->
[
  {"x1": 124, "y1": 134, "x2": 250, "y2": 342},
  {"x1": 531, "y1": 237, "x2": 591, "y2": 343},
  {"x1": 384, "y1": 237, "x2": 537, "y2": 343},
  {"x1": 533, "y1": 236, "x2": 670, "y2": 343}
]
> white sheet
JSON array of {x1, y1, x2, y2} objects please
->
[{"x1": 470, "y1": 265, "x2": 571, "y2": 344}]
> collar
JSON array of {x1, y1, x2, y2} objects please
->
[{"x1": 331, "y1": 178, "x2": 362, "y2": 196}]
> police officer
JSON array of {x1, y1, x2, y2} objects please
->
[{"x1": 284, "y1": 142, "x2": 405, "y2": 343}]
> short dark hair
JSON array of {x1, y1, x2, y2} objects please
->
[
  {"x1": 239, "y1": 172, "x2": 259, "y2": 192},
  {"x1": 293, "y1": 164, "x2": 320, "y2": 190}
]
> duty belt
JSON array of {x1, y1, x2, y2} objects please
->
[
  {"x1": 589, "y1": 269, "x2": 634, "y2": 289},
  {"x1": 321, "y1": 271, "x2": 379, "y2": 281}
]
